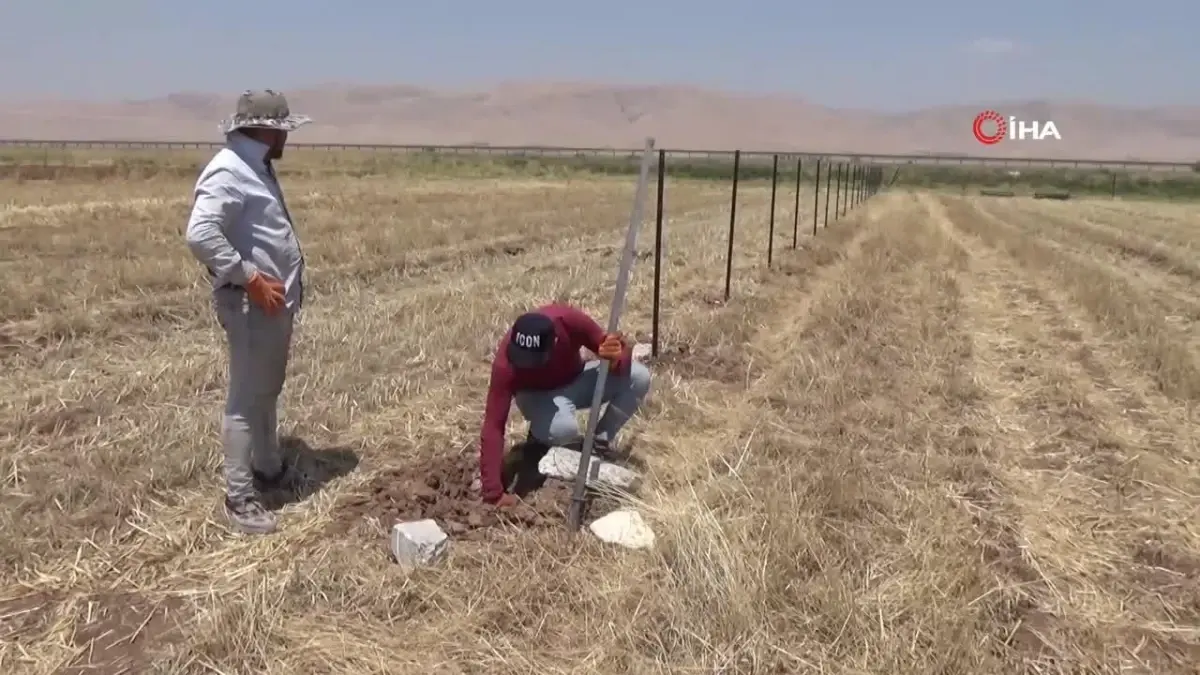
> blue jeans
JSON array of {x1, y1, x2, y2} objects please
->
[{"x1": 514, "y1": 360, "x2": 652, "y2": 447}]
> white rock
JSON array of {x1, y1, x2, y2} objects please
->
[
  {"x1": 538, "y1": 446, "x2": 640, "y2": 492},
  {"x1": 390, "y1": 520, "x2": 450, "y2": 568},
  {"x1": 589, "y1": 509, "x2": 655, "y2": 549}
]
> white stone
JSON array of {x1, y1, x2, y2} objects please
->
[
  {"x1": 390, "y1": 520, "x2": 450, "y2": 568},
  {"x1": 538, "y1": 446, "x2": 641, "y2": 492},
  {"x1": 589, "y1": 509, "x2": 655, "y2": 549}
]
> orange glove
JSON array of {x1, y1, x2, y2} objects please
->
[
  {"x1": 245, "y1": 271, "x2": 285, "y2": 316},
  {"x1": 597, "y1": 332, "x2": 624, "y2": 361}
]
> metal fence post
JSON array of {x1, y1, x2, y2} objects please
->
[
  {"x1": 813, "y1": 159, "x2": 822, "y2": 236},
  {"x1": 834, "y1": 164, "x2": 842, "y2": 220},
  {"x1": 723, "y1": 150, "x2": 741, "y2": 302},
  {"x1": 792, "y1": 157, "x2": 802, "y2": 248},
  {"x1": 767, "y1": 154, "x2": 778, "y2": 268},
  {"x1": 567, "y1": 138, "x2": 656, "y2": 532},
  {"x1": 841, "y1": 164, "x2": 849, "y2": 217},
  {"x1": 823, "y1": 162, "x2": 833, "y2": 228},
  {"x1": 651, "y1": 149, "x2": 666, "y2": 357}
]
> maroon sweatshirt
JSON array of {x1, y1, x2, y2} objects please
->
[{"x1": 479, "y1": 303, "x2": 632, "y2": 502}]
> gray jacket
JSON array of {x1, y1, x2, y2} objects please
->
[{"x1": 185, "y1": 132, "x2": 305, "y2": 311}]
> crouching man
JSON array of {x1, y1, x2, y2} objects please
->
[{"x1": 478, "y1": 304, "x2": 652, "y2": 507}]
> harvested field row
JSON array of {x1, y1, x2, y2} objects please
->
[
  {"x1": 1004, "y1": 200, "x2": 1200, "y2": 281},
  {"x1": 2, "y1": 177, "x2": 1199, "y2": 673},
  {"x1": 969, "y1": 199, "x2": 1200, "y2": 372},
  {"x1": 1082, "y1": 201, "x2": 1200, "y2": 234},
  {"x1": 929, "y1": 194, "x2": 1200, "y2": 672},
  {"x1": 0, "y1": 179, "x2": 773, "y2": 321}
]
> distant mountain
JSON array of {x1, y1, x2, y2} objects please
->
[{"x1": 1, "y1": 81, "x2": 1196, "y2": 161}]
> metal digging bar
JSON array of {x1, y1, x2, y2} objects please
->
[{"x1": 566, "y1": 137, "x2": 657, "y2": 533}]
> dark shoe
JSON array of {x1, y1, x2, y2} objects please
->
[
  {"x1": 562, "y1": 434, "x2": 617, "y2": 460},
  {"x1": 253, "y1": 462, "x2": 293, "y2": 490},
  {"x1": 591, "y1": 436, "x2": 617, "y2": 460},
  {"x1": 522, "y1": 430, "x2": 551, "y2": 463},
  {"x1": 224, "y1": 496, "x2": 278, "y2": 535},
  {"x1": 501, "y1": 433, "x2": 551, "y2": 490},
  {"x1": 521, "y1": 442, "x2": 550, "y2": 478}
]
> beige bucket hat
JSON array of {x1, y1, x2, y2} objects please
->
[{"x1": 219, "y1": 89, "x2": 312, "y2": 134}]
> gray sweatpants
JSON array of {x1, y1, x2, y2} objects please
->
[
  {"x1": 214, "y1": 289, "x2": 295, "y2": 502},
  {"x1": 514, "y1": 360, "x2": 652, "y2": 447}
]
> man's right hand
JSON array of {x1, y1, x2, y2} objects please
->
[
  {"x1": 598, "y1": 332, "x2": 624, "y2": 361},
  {"x1": 245, "y1": 271, "x2": 286, "y2": 316}
]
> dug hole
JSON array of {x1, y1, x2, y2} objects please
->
[{"x1": 392, "y1": 343, "x2": 654, "y2": 565}]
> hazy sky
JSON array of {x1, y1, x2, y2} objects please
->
[{"x1": 0, "y1": 0, "x2": 1194, "y2": 110}]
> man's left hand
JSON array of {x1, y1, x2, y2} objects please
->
[{"x1": 598, "y1": 332, "x2": 624, "y2": 361}]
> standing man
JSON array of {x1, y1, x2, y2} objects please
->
[
  {"x1": 478, "y1": 304, "x2": 652, "y2": 507},
  {"x1": 185, "y1": 90, "x2": 311, "y2": 534}
]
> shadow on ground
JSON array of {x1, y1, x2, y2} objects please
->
[{"x1": 261, "y1": 436, "x2": 360, "y2": 510}]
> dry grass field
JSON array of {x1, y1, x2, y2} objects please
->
[{"x1": 1, "y1": 160, "x2": 1199, "y2": 674}]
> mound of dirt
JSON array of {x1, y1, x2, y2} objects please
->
[{"x1": 334, "y1": 450, "x2": 619, "y2": 540}]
